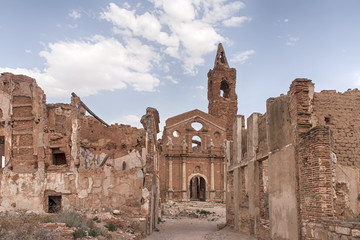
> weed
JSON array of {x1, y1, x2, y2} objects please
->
[
  {"x1": 197, "y1": 210, "x2": 212, "y2": 215},
  {"x1": 89, "y1": 227, "x2": 101, "y2": 237},
  {"x1": 73, "y1": 227, "x2": 86, "y2": 239},
  {"x1": 157, "y1": 217, "x2": 165, "y2": 224},
  {"x1": 105, "y1": 222, "x2": 117, "y2": 232},
  {"x1": 56, "y1": 211, "x2": 88, "y2": 229}
]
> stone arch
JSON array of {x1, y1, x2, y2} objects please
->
[
  {"x1": 188, "y1": 173, "x2": 208, "y2": 201},
  {"x1": 220, "y1": 80, "x2": 230, "y2": 98}
]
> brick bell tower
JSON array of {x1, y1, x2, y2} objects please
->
[{"x1": 208, "y1": 43, "x2": 238, "y2": 140}]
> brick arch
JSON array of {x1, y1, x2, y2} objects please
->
[{"x1": 187, "y1": 173, "x2": 208, "y2": 201}]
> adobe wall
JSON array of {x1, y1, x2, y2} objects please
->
[
  {"x1": 227, "y1": 78, "x2": 360, "y2": 239},
  {"x1": 0, "y1": 73, "x2": 160, "y2": 235}
]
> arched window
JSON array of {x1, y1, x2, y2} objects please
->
[
  {"x1": 192, "y1": 135, "x2": 202, "y2": 152},
  {"x1": 220, "y1": 80, "x2": 230, "y2": 98}
]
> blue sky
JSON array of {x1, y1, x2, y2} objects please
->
[{"x1": 1, "y1": 0, "x2": 360, "y2": 131}]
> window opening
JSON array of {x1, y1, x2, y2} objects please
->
[
  {"x1": 0, "y1": 136, "x2": 4, "y2": 168},
  {"x1": 173, "y1": 130, "x2": 180, "y2": 138},
  {"x1": 220, "y1": 80, "x2": 230, "y2": 98},
  {"x1": 220, "y1": 51, "x2": 225, "y2": 63},
  {"x1": 122, "y1": 161, "x2": 127, "y2": 170},
  {"x1": 191, "y1": 136, "x2": 201, "y2": 151},
  {"x1": 48, "y1": 196, "x2": 61, "y2": 213},
  {"x1": 191, "y1": 122, "x2": 203, "y2": 131},
  {"x1": 51, "y1": 148, "x2": 66, "y2": 165},
  {"x1": 325, "y1": 116, "x2": 332, "y2": 124}
]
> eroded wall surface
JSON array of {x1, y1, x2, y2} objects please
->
[
  {"x1": 0, "y1": 73, "x2": 160, "y2": 235},
  {"x1": 227, "y1": 78, "x2": 360, "y2": 240}
]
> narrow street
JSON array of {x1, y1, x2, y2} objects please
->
[{"x1": 144, "y1": 202, "x2": 255, "y2": 240}]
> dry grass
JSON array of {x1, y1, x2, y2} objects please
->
[
  {"x1": 0, "y1": 211, "x2": 109, "y2": 239},
  {"x1": 0, "y1": 213, "x2": 60, "y2": 240}
]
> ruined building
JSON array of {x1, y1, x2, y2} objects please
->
[
  {"x1": 0, "y1": 73, "x2": 160, "y2": 234},
  {"x1": 227, "y1": 79, "x2": 360, "y2": 239},
  {"x1": 159, "y1": 43, "x2": 237, "y2": 202}
]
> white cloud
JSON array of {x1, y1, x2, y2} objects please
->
[
  {"x1": 165, "y1": 75, "x2": 178, "y2": 84},
  {"x1": 196, "y1": 85, "x2": 205, "y2": 90},
  {"x1": 123, "y1": 2, "x2": 131, "y2": 9},
  {"x1": 25, "y1": 49, "x2": 32, "y2": 54},
  {"x1": 286, "y1": 35, "x2": 299, "y2": 46},
  {"x1": 1, "y1": 1, "x2": 249, "y2": 98},
  {"x1": 284, "y1": 18, "x2": 289, "y2": 23},
  {"x1": 223, "y1": 16, "x2": 251, "y2": 27},
  {"x1": 67, "y1": 24, "x2": 78, "y2": 29},
  {"x1": 69, "y1": 10, "x2": 81, "y2": 19},
  {"x1": 101, "y1": 1, "x2": 247, "y2": 74},
  {"x1": 114, "y1": 114, "x2": 142, "y2": 128},
  {"x1": 0, "y1": 36, "x2": 160, "y2": 97},
  {"x1": 232, "y1": 50, "x2": 255, "y2": 64}
]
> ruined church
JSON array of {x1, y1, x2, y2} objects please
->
[
  {"x1": 1, "y1": 43, "x2": 360, "y2": 240},
  {"x1": 159, "y1": 43, "x2": 237, "y2": 203}
]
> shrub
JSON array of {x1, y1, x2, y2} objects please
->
[
  {"x1": 56, "y1": 211, "x2": 88, "y2": 229},
  {"x1": 105, "y1": 222, "x2": 116, "y2": 232},
  {"x1": 197, "y1": 210, "x2": 212, "y2": 215},
  {"x1": 88, "y1": 227, "x2": 101, "y2": 237},
  {"x1": 73, "y1": 228, "x2": 86, "y2": 239}
]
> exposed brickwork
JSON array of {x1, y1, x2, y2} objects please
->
[
  {"x1": 0, "y1": 72, "x2": 161, "y2": 236},
  {"x1": 299, "y1": 126, "x2": 334, "y2": 221},
  {"x1": 313, "y1": 90, "x2": 360, "y2": 167},
  {"x1": 208, "y1": 44, "x2": 238, "y2": 140},
  {"x1": 228, "y1": 77, "x2": 360, "y2": 240}
]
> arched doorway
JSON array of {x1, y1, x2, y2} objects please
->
[{"x1": 190, "y1": 176, "x2": 206, "y2": 201}]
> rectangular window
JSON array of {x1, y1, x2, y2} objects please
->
[
  {"x1": 51, "y1": 148, "x2": 67, "y2": 165},
  {"x1": 48, "y1": 195, "x2": 61, "y2": 213}
]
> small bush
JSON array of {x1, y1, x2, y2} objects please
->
[
  {"x1": 197, "y1": 210, "x2": 212, "y2": 215},
  {"x1": 88, "y1": 227, "x2": 101, "y2": 237},
  {"x1": 105, "y1": 222, "x2": 116, "y2": 232},
  {"x1": 56, "y1": 211, "x2": 87, "y2": 229},
  {"x1": 73, "y1": 227, "x2": 86, "y2": 239}
]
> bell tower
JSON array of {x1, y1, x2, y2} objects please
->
[{"x1": 208, "y1": 43, "x2": 238, "y2": 140}]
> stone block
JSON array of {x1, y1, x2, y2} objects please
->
[
  {"x1": 352, "y1": 229, "x2": 360, "y2": 237},
  {"x1": 335, "y1": 226, "x2": 351, "y2": 235}
]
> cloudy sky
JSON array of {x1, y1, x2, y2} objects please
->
[{"x1": 1, "y1": 0, "x2": 360, "y2": 130}]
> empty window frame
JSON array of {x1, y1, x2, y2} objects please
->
[
  {"x1": 48, "y1": 195, "x2": 61, "y2": 213},
  {"x1": 51, "y1": 148, "x2": 67, "y2": 165}
]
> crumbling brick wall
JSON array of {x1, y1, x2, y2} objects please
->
[
  {"x1": 312, "y1": 89, "x2": 360, "y2": 219},
  {"x1": 0, "y1": 73, "x2": 160, "y2": 235},
  {"x1": 228, "y1": 77, "x2": 360, "y2": 240}
]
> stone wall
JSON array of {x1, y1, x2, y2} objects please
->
[
  {"x1": 227, "y1": 78, "x2": 360, "y2": 239},
  {"x1": 0, "y1": 73, "x2": 160, "y2": 235}
]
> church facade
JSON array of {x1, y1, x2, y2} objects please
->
[{"x1": 159, "y1": 44, "x2": 238, "y2": 202}]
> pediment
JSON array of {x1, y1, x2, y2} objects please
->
[{"x1": 165, "y1": 109, "x2": 226, "y2": 131}]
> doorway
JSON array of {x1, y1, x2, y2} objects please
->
[{"x1": 190, "y1": 176, "x2": 206, "y2": 201}]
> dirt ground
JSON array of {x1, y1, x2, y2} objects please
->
[{"x1": 144, "y1": 201, "x2": 255, "y2": 240}]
